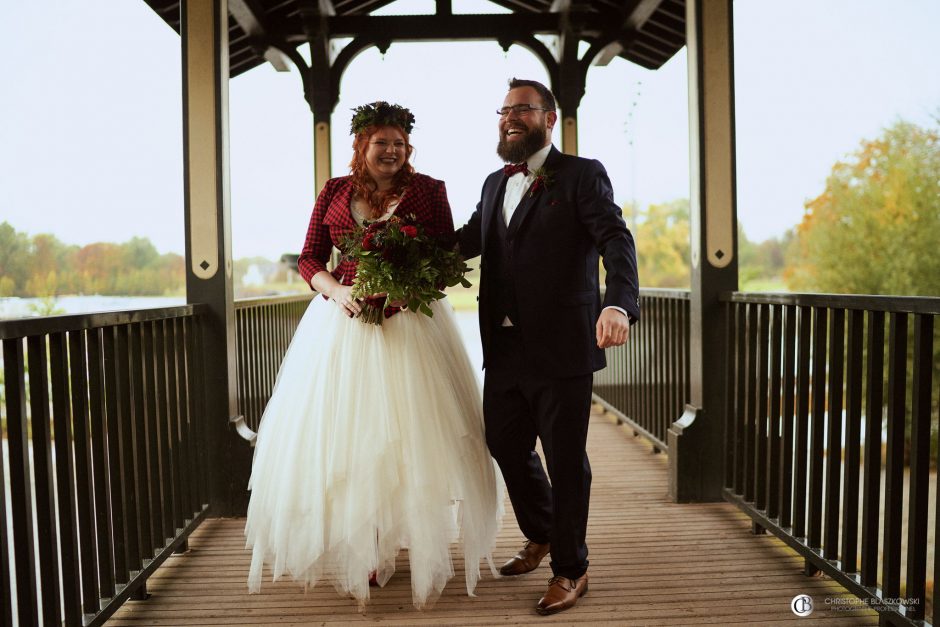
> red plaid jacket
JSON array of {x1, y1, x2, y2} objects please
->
[{"x1": 298, "y1": 173, "x2": 456, "y2": 315}]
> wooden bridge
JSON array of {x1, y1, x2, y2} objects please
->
[
  {"x1": 1, "y1": 290, "x2": 935, "y2": 626},
  {"x1": 108, "y1": 409, "x2": 876, "y2": 626}
]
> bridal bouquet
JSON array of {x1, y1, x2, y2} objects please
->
[{"x1": 340, "y1": 214, "x2": 472, "y2": 325}]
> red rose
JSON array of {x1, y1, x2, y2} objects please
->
[
  {"x1": 362, "y1": 232, "x2": 377, "y2": 250},
  {"x1": 401, "y1": 226, "x2": 418, "y2": 238}
]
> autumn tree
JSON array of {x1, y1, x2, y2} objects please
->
[
  {"x1": 626, "y1": 200, "x2": 787, "y2": 290},
  {"x1": 0, "y1": 222, "x2": 30, "y2": 296},
  {"x1": 0, "y1": 222, "x2": 185, "y2": 297},
  {"x1": 629, "y1": 199, "x2": 691, "y2": 288},
  {"x1": 785, "y1": 120, "x2": 940, "y2": 296}
]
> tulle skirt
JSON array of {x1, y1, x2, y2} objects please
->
[{"x1": 244, "y1": 295, "x2": 502, "y2": 609}]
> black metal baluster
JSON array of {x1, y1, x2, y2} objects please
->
[
  {"x1": 657, "y1": 298, "x2": 667, "y2": 444},
  {"x1": 250, "y1": 307, "x2": 262, "y2": 431},
  {"x1": 235, "y1": 308, "x2": 246, "y2": 430},
  {"x1": 191, "y1": 317, "x2": 211, "y2": 506},
  {"x1": 631, "y1": 301, "x2": 639, "y2": 417},
  {"x1": 69, "y1": 329, "x2": 101, "y2": 616},
  {"x1": 840, "y1": 309, "x2": 864, "y2": 573},
  {"x1": 130, "y1": 323, "x2": 154, "y2": 562},
  {"x1": 0, "y1": 347, "x2": 12, "y2": 627},
  {"x1": 767, "y1": 305, "x2": 782, "y2": 520},
  {"x1": 153, "y1": 321, "x2": 174, "y2": 546},
  {"x1": 166, "y1": 319, "x2": 185, "y2": 532},
  {"x1": 860, "y1": 310, "x2": 885, "y2": 587},
  {"x1": 49, "y1": 332, "x2": 81, "y2": 626},
  {"x1": 141, "y1": 321, "x2": 164, "y2": 555},
  {"x1": 264, "y1": 304, "x2": 276, "y2": 419},
  {"x1": 26, "y1": 334, "x2": 61, "y2": 626},
  {"x1": 823, "y1": 309, "x2": 844, "y2": 559},
  {"x1": 755, "y1": 304, "x2": 769, "y2": 511},
  {"x1": 734, "y1": 304, "x2": 747, "y2": 495},
  {"x1": 793, "y1": 306, "x2": 812, "y2": 540},
  {"x1": 181, "y1": 317, "x2": 199, "y2": 515},
  {"x1": 779, "y1": 305, "x2": 796, "y2": 529},
  {"x1": 116, "y1": 325, "x2": 141, "y2": 575},
  {"x1": 723, "y1": 302, "x2": 735, "y2": 489},
  {"x1": 87, "y1": 328, "x2": 115, "y2": 599},
  {"x1": 2, "y1": 338, "x2": 39, "y2": 625},
  {"x1": 671, "y1": 299, "x2": 681, "y2": 430},
  {"x1": 903, "y1": 314, "x2": 932, "y2": 620},
  {"x1": 881, "y1": 312, "x2": 907, "y2": 599},
  {"x1": 807, "y1": 307, "x2": 828, "y2": 550},
  {"x1": 744, "y1": 303, "x2": 758, "y2": 501}
]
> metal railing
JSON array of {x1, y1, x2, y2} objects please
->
[
  {"x1": 592, "y1": 288, "x2": 691, "y2": 451},
  {"x1": 722, "y1": 292, "x2": 940, "y2": 626},
  {"x1": 234, "y1": 293, "x2": 316, "y2": 436},
  {"x1": 0, "y1": 305, "x2": 210, "y2": 627}
]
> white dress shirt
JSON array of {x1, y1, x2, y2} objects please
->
[
  {"x1": 502, "y1": 143, "x2": 552, "y2": 225},
  {"x1": 500, "y1": 143, "x2": 630, "y2": 325}
]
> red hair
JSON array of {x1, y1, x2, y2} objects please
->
[{"x1": 349, "y1": 125, "x2": 415, "y2": 219}]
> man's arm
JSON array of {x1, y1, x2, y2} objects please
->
[
  {"x1": 575, "y1": 159, "x2": 639, "y2": 347},
  {"x1": 456, "y1": 199, "x2": 484, "y2": 260},
  {"x1": 576, "y1": 159, "x2": 640, "y2": 322}
]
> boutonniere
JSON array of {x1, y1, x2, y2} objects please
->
[{"x1": 528, "y1": 166, "x2": 555, "y2": 197}]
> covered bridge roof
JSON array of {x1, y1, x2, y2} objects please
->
[{"x1": 142, "y1": 0, "x2": 686, "y2": 78}]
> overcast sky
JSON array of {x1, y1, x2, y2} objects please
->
[{"x1": 1, "y1": 0, "x2": 938, "y2": 260}]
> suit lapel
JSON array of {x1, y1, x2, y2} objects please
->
[
  {"x1": 481, "y1": 173, "x2": 507, "y2": 252},
  {"x1": 507, "y1": 146, "x2": 563, "y2": 238}
]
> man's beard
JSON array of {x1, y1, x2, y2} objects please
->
[{"x1": 496, "y1": 124, "x2": 547, "y2": 163}]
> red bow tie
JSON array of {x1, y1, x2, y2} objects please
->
[{"x1": 503, "y1": 163, "x2": 529, "y2": 177}]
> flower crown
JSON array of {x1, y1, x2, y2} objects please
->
[{"x1": 350, "y1": 101, "x2": 415, "y2": 135}]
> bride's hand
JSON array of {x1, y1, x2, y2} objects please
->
[
  {"x1": 370, "y1": 292, "x2": 408, "y2": 308},
  {"x1": 329, "y1": 285, "x2": 362, "y2": 317}
]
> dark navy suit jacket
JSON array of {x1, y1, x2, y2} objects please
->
[{"x1": 458, "y1": 146, "x2": 640, "y2": 378}]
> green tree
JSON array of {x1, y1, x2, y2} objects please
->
[{"x1": 785, "y1": 120, "x2": 940, "y2": 295}]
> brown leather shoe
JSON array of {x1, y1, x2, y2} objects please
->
[
  {"x1": 498, "y1": 540, "x2": 551, "y2": 576},
  {"x1": 536, "y1": 573, "x2": 589, "y2": 615}
]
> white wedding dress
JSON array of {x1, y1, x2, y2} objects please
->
[{"x1": 244, "y1": 295, "x2": 502, "y2": 609}]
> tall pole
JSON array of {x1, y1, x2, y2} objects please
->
[
  {"x1": 182, "y1": 0, "x2": 246, "y2": 515},
  {"x1": 668, "y1": 0, "x2": 738, "y2": 502}
]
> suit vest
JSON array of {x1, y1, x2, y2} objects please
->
[{"x1": 487, "y1": 203, "x2": 520, "y2": 328}]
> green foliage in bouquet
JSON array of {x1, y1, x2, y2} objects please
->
[{"x1": 340, "y1": 214, "x2": 472, "y2": 324}]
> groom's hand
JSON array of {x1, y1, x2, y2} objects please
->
[{"x1": 596, "y1": 308, "x2": 630, "y2": 348}]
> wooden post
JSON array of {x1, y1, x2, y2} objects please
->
[
  {"x1": 668, "y1": 0, "x2": 738, "y2": 502},
  {"x1": 181, "y1": 0, "x2": 248, "y2": 516},
  {"x1": 308, "y1": 33, "x2": 333, "y2": 195},
  {"x1": 556, "y1": 32, "x2": 584, "y2": 156}
]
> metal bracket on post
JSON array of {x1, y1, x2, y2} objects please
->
[
  {"x1": 230, "y1": 414, "x2": 257, "y2": 446},
  {"x1": 668, "y1": 404, "x2": 703, "y2": 502}
]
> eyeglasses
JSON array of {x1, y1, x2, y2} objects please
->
[{"x1": 496, "y1": 104, "x2": 554, "y2": 117}]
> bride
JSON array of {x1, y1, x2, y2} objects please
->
[{"x1": 244, "y1": 101, "x2": 502, "y2": 609}]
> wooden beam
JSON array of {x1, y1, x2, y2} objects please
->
[
  {"x1": 592, "y1": 0, "x2": 665, "y2": 66},
  {"x1": 625, "y1": 0, "x2": 665, "y2": 31},
  {"x1": 282, "y1": 12, "x2": 610, "y2": 43},
  {"x1": 228, "y1": 0, "x2": 291, "y2": 71}
]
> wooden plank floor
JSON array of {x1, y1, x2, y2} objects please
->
[{"x1": 109, "y1": 408, "x2": 877, "y2": 625}]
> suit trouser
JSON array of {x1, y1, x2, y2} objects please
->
[{"x1": 483, "y1": 325, "x2": 593, "y2": 580}]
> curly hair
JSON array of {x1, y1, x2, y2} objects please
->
[{"x1": 349, "y1": 125, "x2": 415, "y2": 219}]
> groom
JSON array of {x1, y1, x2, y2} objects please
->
[{"x1": 457, "y1": 78, "x2": 639, "y2": 615}]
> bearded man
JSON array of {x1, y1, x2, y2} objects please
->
[{"x1": 457, "y1": 78, "x2": 640, "y2": 616}]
